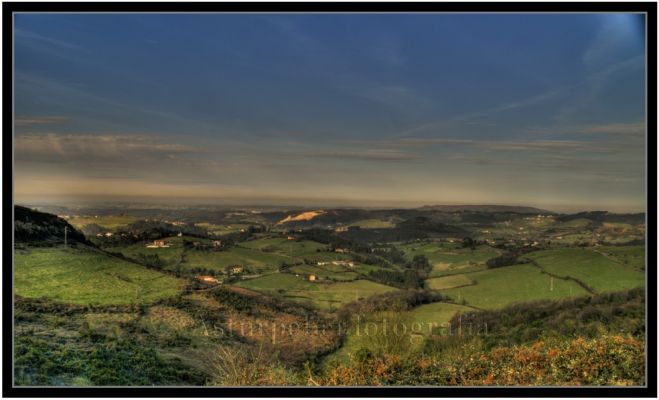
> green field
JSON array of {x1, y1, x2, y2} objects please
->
[
  {"x1": 105, "y1": 235, "x2": 187, "y2": 267},
  {"x1": 67, "y1": 215, "x2": 141, "y2": 230},
  {"x1": 426, "y1": 274, "x2": 473, "y2": 290},
  {"x1": 235, "y1": 274, "x2": 398, "y2": 310},
  {"x1": 194, "y1": 222, "x2": 251, "y2": 235},
  {"x1": 183, "y1": 247, "x2": 290, "y2": 274},
  {"x1": 289, "y1": 264, "x2": 359, "y2": 282},
  {"x1": 326, "y1": 301, "x2": 473, "y2": 363},
  {"x1": 408, "y1": 302, "x2": 476, "y2": 336},
  {"x1": 596, "y1": 246, "x2": 645, "y2": 271},
  {"x1": 349, "y1": 219, "x2": 395, "y2": 229},
  {"x1": 15, "y1": 247, "x2": 185, "y2": 305},
  {"x1": 526, "y1": 248, "x2": 645, "y2": 293},
  {"x1": 241, "y1": 237, "x2": 326, "y2": 258},
  {"x1": 441, "y1": 264, "x2": 588, "y2": 309},
  {"x1": 399, "y1": 242, "x2": 500, "y2": 277}
]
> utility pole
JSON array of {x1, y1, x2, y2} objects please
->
[
  {"x1": 550, "y1": 276, "x2": 554, "y2": 292},
  {"x1": 64, "y1": 226, "x2": 68, "y2": 249}
]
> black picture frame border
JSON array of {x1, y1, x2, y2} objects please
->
[{"x1": 2, "y1": 1, "x2": 656, "y2": 398}]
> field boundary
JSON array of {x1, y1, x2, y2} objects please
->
[{"x1": 523, "y1": 258, "x2": 596, "y2": 295}]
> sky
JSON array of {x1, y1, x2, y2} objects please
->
[{"x1": 13, "y1": 13, "x2": 647, "y2": 212}]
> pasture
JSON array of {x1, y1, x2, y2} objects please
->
[
  {"x1": 235, "y1": 274, "x2": 398, "y2": 310},
  {"x1": 441, "y1": 264, "x2": 588, "y2": 309},
  {"x1": 14, "y1": 246, "x2": 185, "y2": 305},
  {"x1": 526, "y1": 248, "x2": 645, "y2": 293},
  {"x1": 596, "y1": 245, "x2": 645, "y2": 271},
  {"x1": 399, "y1": 242, "x2": 500, "y2": 277},
  {"x1": 194, "y1": 222, "x2": 251, "y2": 235},
  {"x1": 426, "y1": 274, "x2": 473, "y2": 290},
  {"x1": 67, "y1": 215, "x2": 141, "y2": 230},
  {"x1": 325, "y1": 301, "x2": 473, "y2": 363},
  {"x1": 105, "y1": 235, "x2": 186, "y2": 267},
  {"x1": 289, "y1": 264, "x2": 359, "y2": 282},
  {"x1": 183, "y1": 247, "x2": 291, "y2": 274},
  {"x1": 240, "y1": 237, "x2": 326, "y2": 258},
  {"x1": 349, "y1": 219, "x2": 395, "y2": 229}
]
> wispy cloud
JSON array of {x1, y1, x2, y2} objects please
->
[
  {"x1": 15, "y1": 133, "x2": 207, "y2": 162},
  {"x1": 15, "y1": 28, "x2": 84, "y2": 50},
  {"x1": 344, "y1": 137, "x2": 634, "y2": 153},
  {"x1": 305, "y1": 148, "x2": 422, "y2": 162},
  {"x1": 527, "y1": 121, "x2": 645, "y2": 138},
  {"x1": 15, "y1": 116, "x2": 71, "y2": 126}
]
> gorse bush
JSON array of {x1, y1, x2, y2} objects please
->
[
  {"x1": 210, "y1": 344, "x2": 300, "y2": 386},
  {"x1": 317, "y1": 334, "x2": 644, "y2": 386}
]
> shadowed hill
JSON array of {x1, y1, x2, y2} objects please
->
[
  {"x1": 14, "y1": 205, "x2": 87, "y2": 244},
  {"x1": 418, "y1": 204, "x2": 555, "y2": 214}
]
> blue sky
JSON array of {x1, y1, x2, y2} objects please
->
[{"x1": 14, "y1": 13, "x2": 646, "y2": 212}]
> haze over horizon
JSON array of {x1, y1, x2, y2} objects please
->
[{"x1": 14, "y1": 13, "x2": 647, "y2": 213}]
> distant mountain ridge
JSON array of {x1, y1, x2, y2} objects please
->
[{"x1": 417, "y1": 204, "x2": 555, "y2": 214}]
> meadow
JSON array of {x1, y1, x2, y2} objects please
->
[
  {"x1": 185, "y1": 246, "x2": 293, "y2": 273},
  {"x1": 399, "y1": 242, "x2": 500, "y2": 277},
  {"x1": 426, "y1": 274, "x2": 474, "y2": 290},
  {"x1": 325, "y1": 301, "x2": 474, "y2": 363},
  {"x1": 596, "y1": 245, "x2": 645, "y2": 270},
  {"x1": 14, "y1": 246, "x2": 185, "y2": 305},
  {"x1": 526, "y1": 248, "x2": 645, "y2": 293},
  {"x1": 66, "y1": 215, "x2": 141, "y2": 230},
  {"x1": 235, "y1": 274, "x2": 398, "y2": 310},
  {"x1": 441, "y1": 264, "x2": 589, "y2": 309},
  {"x1": 348, "y1": 219, "x2": 396, "y2": 228},
  {"x1": 105, "y1": 235, "x2": 187, "y2": 267}
]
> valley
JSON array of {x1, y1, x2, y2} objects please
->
[{"x1": 13, "y1": 204, "x2": 647, "y2": 386}]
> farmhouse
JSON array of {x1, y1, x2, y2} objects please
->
[
  {"x1": 332, "y1": 260, "x2": 355, "y2": 267},
  {"x1": 308, "y1": 274, "x2": 317, "y2": 282},
  {"x1": 335, "y1": 226, "x2": 349, "y2": 232},
  {"x1": 196, "y1": 275, "x2": 219, "y2": 284},
  {"x1": 232, "y1": 266, "x2": 243, "y2": 274},
  {"x1": 334, "y1": 248, "x2": 348, "y2": 253},
  {"x1": 191, "y1": 241, "x2": 209, "y2": 250},
  {"x1": 146, "y1": 240, "x2": 170, "y2": 248},
  {"x1": 287, "y1": 236, "x2": 296, "y2": 240},
  {"x1": 212, "y1": 240, "x2": 222, "y2": 247}
]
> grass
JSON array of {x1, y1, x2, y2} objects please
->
[
  {"x1": 14, "y1": 246, "x2": 185, "y2": 305},
  {"x1": 526, "y1": 248, "x2": 645, "y2": 293},
  {"x1": 105, "y1": 235, "x2": 187, "y2": 267},
  {"x1": 289, "y1": 264, "x2": 359, "y2": 282},
  {"x1": 240, "y1": 237, "x2": 326, "y2": 258},
  {"x1": 399, "y1": 242, "x2": 500, "y2": 277},
  {"x1": 441, "y1": 264, "x2": 589, "y2": 310},
  {"x1": 349, "y1": 219, "x2": 395, "y2": 229},
  {"x1": 560, "y1": 218, "x2": 593, "y2": 228},
  {"x1": 183, "y1": 247, "x2": 290, "y2": 274},
  {"x1": 194, "y1": 222, "x2": 251, "y2": 235},
  {"x1": 325, "y1": 301, "x2": 473, "y2": 363},
  {"x1": 235, "y1": 274, "x2": 398, "y2": 310},
  {"x1": 408, "y1": 302, "x2": 475, "y2": 337},
  {"x1": 426, "y1": 274, "x2": 473, "y2": 290},
  {"x1": 67, "y1": 215, "x2": 141, "y2": 230},
  {"x1": 595, "y1": 246, "x2": 645, "y2": 271}
]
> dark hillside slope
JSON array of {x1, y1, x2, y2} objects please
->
[
  {"x1": 14, "y1": 205, "x2": 87, "y2": 244},
  {"x1": 418, "y1": 204, "x2": 554, "y2": 214}
]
